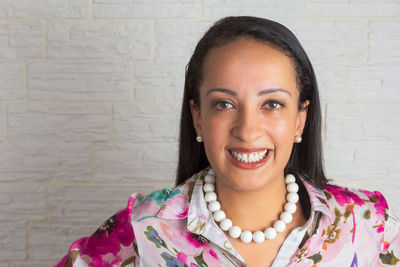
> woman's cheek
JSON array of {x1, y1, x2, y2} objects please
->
[{"x1": 269, "y1": 118, "x2": 296, "y2": 145}]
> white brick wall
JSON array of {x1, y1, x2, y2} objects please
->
[{"x1": 0, "y1": 0, "x2": 399, "y2": 265}]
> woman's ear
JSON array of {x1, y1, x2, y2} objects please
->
[
  {"x1": 189, "y1": 99, "x2": 202, "y2": 137},
  {"x1": 295, "y1": 100, "x2": 310, "y2": 137}
]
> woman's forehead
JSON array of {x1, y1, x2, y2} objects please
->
[{"x1": 200, "y1": 38, "x2": 298, "y2": 97}]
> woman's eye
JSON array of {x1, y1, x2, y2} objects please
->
[
  {"x1": 213, "y1": 101, "x2": 234, "y2": 110},
  {"x1": 263, "y1": 100, "x2": 284, "y2": 110}
]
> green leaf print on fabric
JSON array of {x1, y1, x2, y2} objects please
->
[
  {"x1": 145, "y1": 225, "x2": 168, "y2": 249},
  {"x1": 317, "y1": 197, "x2": 328, "y2": 206},
  {"x1": 379, "y1": 250, "x2": 400, "y2": 265},
  {"x1": 194, "y1": 251, "x2": 208, "y2": 267},
  {"x1": 298, "y1": 231, "x2": 310, "y2": 249},
  {"x1": 121, "y1": 256, "x2": 136, "y2": 267},
  {"x1": 307, "y1": 252, "x2": 322, "y2": 264},
  {"x1": 364, "y1": 210, "x2": 371, "y2": 220},
  {"x1": 133, "y1": 241, "x2": 139, "y2": 255},
  {"x1": 148, "y1": 189, "x2": 173, "y2": 206},
  {"x1": 344, "y1": 205, "x2": 352, "y2": 220},
  {"x1": 69, "y1": 250, "x2": 79, "y2": 265}
]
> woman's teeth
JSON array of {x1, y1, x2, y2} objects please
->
[{"x1": 229, "y1": 150, "x2": 268, "y2": 163}]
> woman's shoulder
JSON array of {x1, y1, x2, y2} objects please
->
[
  {"x1": 321, "y1": 183, "x2": 400, "y2": 248},
  {"x1": 129, "y1": 187, "x2": 181, "y2": 220},
  {"x1": 322, "y1": 183, "x2": 392, "y2": 222},
  {"x1": 54, "y1": 174, "x2": 200, "y2": 267},
  {"x1": 300, "y1": 183, "x2": 400, "y2": 265},
  {"x1": 129, "y1": 173, "x2": 200, "y2": 222}
]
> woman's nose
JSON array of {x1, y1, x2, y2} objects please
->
[{"x1": 231, "y1": 107, "x2": 264, "y2": 143}]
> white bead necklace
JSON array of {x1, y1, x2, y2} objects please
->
[{"x1": 203, "y1": 168, "x2": 300, "y2": 244}]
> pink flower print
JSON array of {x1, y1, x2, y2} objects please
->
[
  {"x1": 178, "y1": 206, "x2": 189, "y2": 219},
  {"x1": 360, "y1": 190, "x2": 388, "y2": 218},
  {"x1": 173, "y1": 229, "x2": 220, "y2": 266},
  {"x1": 377, "y1": 223, "x2": 385, "y2": 233},
  {"x1": 202, "y1": 248, "x2": 220, "y2": 265},
  {"x1": 185, "y1": 232, "x2": 208, "y2": 248},
  {"x1": 158, "y1": 192, "x2": 190, "y2": 219},
  {"x1": 325, "y1": 185, "x2": 365, "y2": 207},
  {"x1": 209, "y1": 249, "x2": 218, "y2": 259},
  {"x1": 177, "y1": 252, "x2": 188, "y2": 264},
  {"x1": 80, "y1": 208, "x2": 135, "y2": 267}
]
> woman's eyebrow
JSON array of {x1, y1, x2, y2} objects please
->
[
  {"x1": 258, "y1": 88, "x2": 291, "y2": 97},
  {"x1": 206, "y1": 88, "x2": 237, "y2": 96},
  {"x1": 206, "y1": 87, "x2": 291, "y2": 97}
]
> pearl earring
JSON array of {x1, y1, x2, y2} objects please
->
[
  {"x1": 295, "y1": 136, "x2": 302, "y2": 143},
  {"x1": 196, "y1": 136, "x2": 203, "y2": 142}
]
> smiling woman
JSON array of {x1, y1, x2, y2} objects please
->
[{"x1": 56, "y1": 17, "x2": 400, "y2": 267}]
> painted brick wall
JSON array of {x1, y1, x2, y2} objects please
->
[{"x1": 0, "y1": 0, "x2": 399, "y2": 265}]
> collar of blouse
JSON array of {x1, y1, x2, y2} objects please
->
[{"x1": 157, "y1": 169, "x2": 334, "y2": 228}]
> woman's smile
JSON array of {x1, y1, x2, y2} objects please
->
[{"x1": 227, "y1": 148, "x2": 272, "y2": 169}]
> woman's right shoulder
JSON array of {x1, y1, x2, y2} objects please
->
[
  {"x1": 54, "y1": 172, "x2": 202, "y2": 267},
  {"x1": 53, "y1": 187, "x2": 176, "y2": 267},
  {"x1": 130, "y1": 172, "x2": 202, "y2": 222},
  {"x1": 129, "y1": 187, "x2": 179, "y2": 219}
]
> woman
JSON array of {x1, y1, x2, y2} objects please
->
[{"x1": 56, "y1": 16, "x2": 400, "y2": 266}]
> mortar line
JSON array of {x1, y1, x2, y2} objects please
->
[
  {"x1": 199, "y1": 0, "x2": 204, "y2": 19},
  {"x1": 44, "y1": 19, "x2": 48, "y2": 61},
  {"x1": 90, "y1": 0, "x2": 95, "y2": 18},
  {"x1": 366, "y1": 19, "x2": 370, "y2": 62},
  {"x1": 90, "y1": 142, "x2": 96, "y2": 182},
  {"x1": 45, "y1": 184, "x2": 50, "y2": 224},
  {"x1": 3, "y1": 104, "x2": 8, "y2": 143},
  {"x1": 151, "y1": 20, "x2": 156, "y2": 63},
  {"x1": 130, "y1": 61, "x2": 136, "y2": 102},
  {"x1": 26, "y1": 219, "x2": 31, "y2": 260},
  {"x1": 323, "y1": 102, "x2": 327, "y2": 143},
  {"x1": 24, "y1": 61, "x2": 29, "y2": 101}
]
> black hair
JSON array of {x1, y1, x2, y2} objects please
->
[{"x1": 176, "y1": 16, "x2": 327, "y2": 198}]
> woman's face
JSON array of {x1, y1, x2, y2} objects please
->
[{"x1": 190, "y1": 38, "x2": 308, "y2": 192}]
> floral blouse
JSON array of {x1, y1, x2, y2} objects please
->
[{"x1": 55, "y1": 169, "x2": 400, "y2": 266}]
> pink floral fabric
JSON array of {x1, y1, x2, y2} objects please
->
[{"x1": 55, "y1": 169, "x2": 400, "y2": 266}]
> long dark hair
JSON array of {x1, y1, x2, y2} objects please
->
[{"x1": 176, "y1": 16, "x2": 327, "y2": 190}]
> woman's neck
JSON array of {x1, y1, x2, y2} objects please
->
[{"x1": 215, "y1": 176, "x2": 288, "y2": 232}]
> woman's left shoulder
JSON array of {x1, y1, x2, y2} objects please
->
[
  {"x1": 309, "y1": 184, "x2": 400, "y2": 265},
  {"x1": 323, "y1": 183, "x2": 391, "y2": 222}
]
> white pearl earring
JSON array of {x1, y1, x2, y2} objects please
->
[
  {"x1": 295, "y1": 136, "x2": 302, "y2": 143},
  {"x1": 196, "y1": 136, "x2": 203, "y2": 142}
]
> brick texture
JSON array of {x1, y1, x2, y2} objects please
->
[
  {"x1": 93, "y1": 0, "x2": 199, "y2": 18},
  {"x1": 0, "y1": 142, "x2": 92, "y2": 182},
  {"x1": 0, "y1": 0, "x2": 399, "y2": 265},
  {"x1": 0, "y1": 0, "x2": 90, "y2": 18},
  {"x1": 135, "y1": 21, "x2": 211, "y2": 100},
  {"x1": 202, "y1": 0, "x2": 308, "y2": 19},
  {"x1": 48, "y1": 21, "x2": 152, "y2": 61},
  {"x1": 95, "y1": 142, "x2": 178, "y2": 182},
  {"x1": 309, "y1": 2, "x2": 400, "y2": 17},
  {"x1": 0, "y1": 185, "x2": 45, "y2": 261},
  {"x1": 114, "y1": 103, "x2": 180, "y2": 142},
  {"x1": 28, "y1": 61, "x2": 131, "y2": 101},
  {"x1": 0, "y1": 21, "x2": 44, "y2": 101},
  {"x1": 0, "y1": 62, "x2": 25, "y2": 100},
  {"x1": 0, "y1": 104, "x2": 4, "y2": 142},
  {"x1": 325, "y1": 102, "x2": 400, "y2": 181}
]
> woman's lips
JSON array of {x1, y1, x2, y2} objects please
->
[{"x1": 227, "y1": 148, "x2": 272, "y2": 169}]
